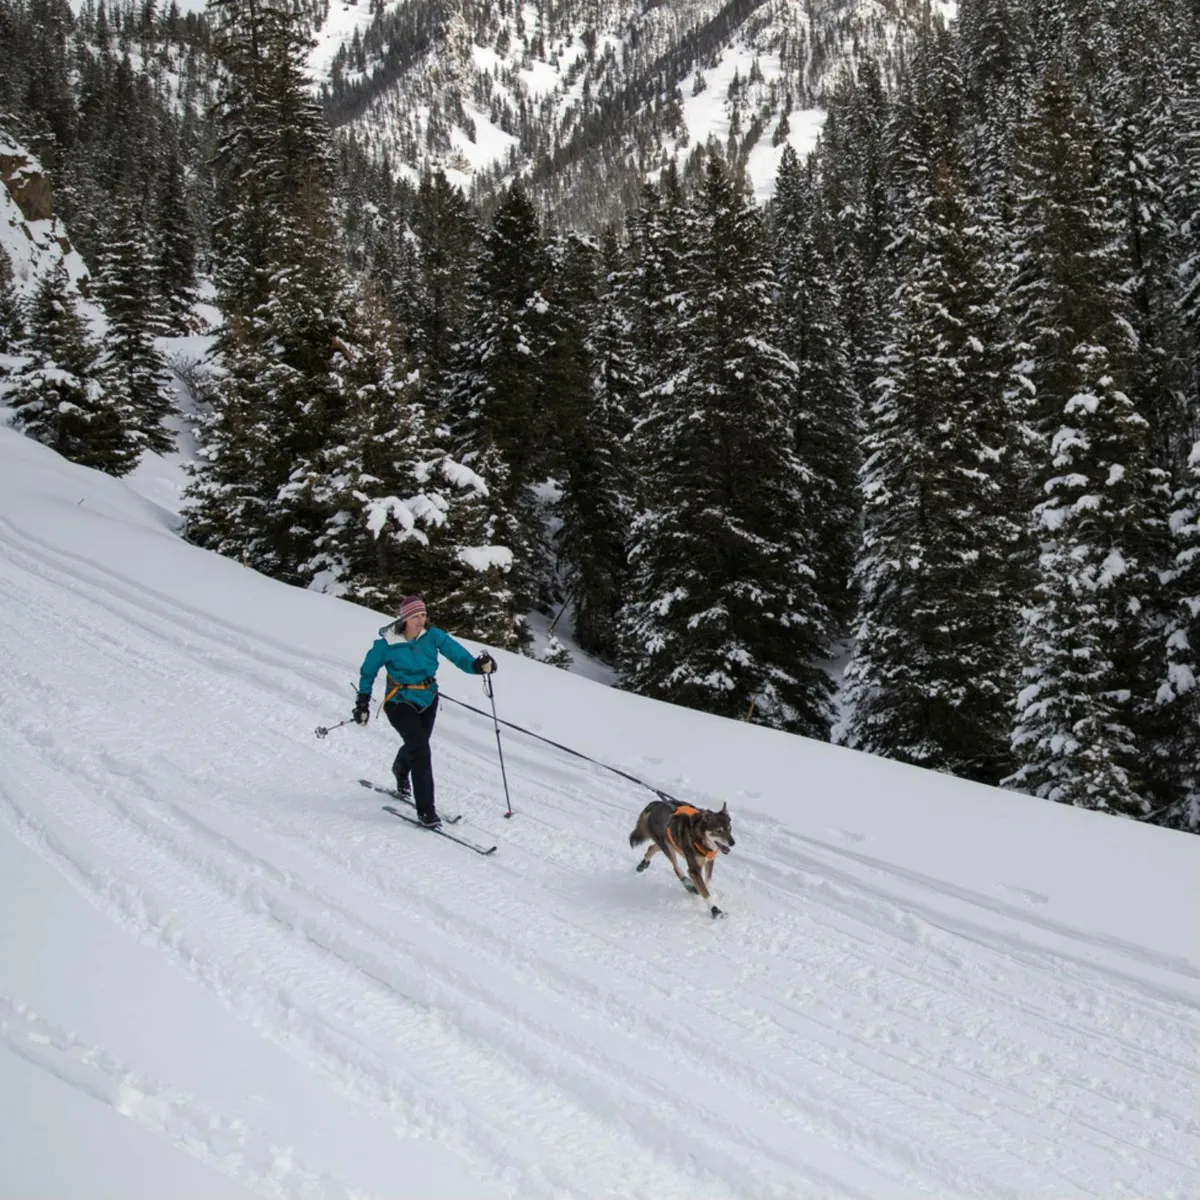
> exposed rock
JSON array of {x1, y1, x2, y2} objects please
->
[{"x1": 0, "y1": 153, "x2": 54, "y2": 223}]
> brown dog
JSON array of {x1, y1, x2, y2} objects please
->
[{"x1": 629, "y1": 798, "x2": 735, "y2": 918}]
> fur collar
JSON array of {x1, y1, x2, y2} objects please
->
[{"x1": 380, "y1": 622, "x2": 427, "y2": 646}]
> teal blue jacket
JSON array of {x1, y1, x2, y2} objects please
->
[{"x1": 358, "y1": 624, "x2": 478, "y2": 710}]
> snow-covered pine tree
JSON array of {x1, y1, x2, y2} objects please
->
[
  {"x1": 1176, "y1": 38, "x2": 1200, "y2": 435},
  {"x1": 0, "y1": 250, "x2": 24, "y2": 352},
  {"x1": 298, "y1": 279, "x2": 512, "y2": 645},
  {"x1": 406, "y1": 169, "x2": 478, "y2": 396},
  {"x1": 771, "y1": 143, "x2": 860, "y2": 637},
  {"x1": 1157, "y1": 439, "x2": 1200, "y2": 830},
  {"x1": 957, "y1": 0, "x2": 1035, "y2": 221},
  {"x1": 621, "y1": 152, "x2": 833, "y2": 737},
  {"x1": 257, "y1": 185, "x2": 353, "y2": 584},
  {"x1": 155, "y1": 136, "x2": 198, "y2": 334},
  {"x1": 95, "y1": 192, "x2": 175, "y2": 455},
  {"x1": 432, "y1": 439, "x2": 526, "y2": 648},
  {"x1": 815, "y1": 61, "x2": 891, "y2": 410},
  {"x1": 441, "y1": 183, "x2": 555, "y2": 629},
  {"x1": 623, "y1": 164, "x2": 688, "y2": 410},
  {"x1": 1005, "y1": 58, "x2": 1154, "y2": 815},
  {"x1": 10, "y1": 263, "x2": 138, "y2": 474},
  {"x1": 841, "y1": 33, "x2": 1023, "y2": 784},
  {"x1": 556, "y1": 226, "x2": 636, "y2": 661},
  {"x1": 189, "y1": 0, "x2": 350, "y2": 583}
]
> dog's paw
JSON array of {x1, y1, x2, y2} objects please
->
[
  {"x1": 710, "y1": 905, "x2": 725, "y2": 919},
  {"x1": 682, "y1": 879, "x2": 699, "y2": 894},
  {"x1": 635, "y1": 860, "x2": 650, "y2": 873}
]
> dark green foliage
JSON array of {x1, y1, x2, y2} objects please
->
[
  {"x1": 841, "y1": 36, "x2": 1023, "y2": 785},
  {"x1": 10, "y1": 263, "x2": 138, "y2": 474},
  {"x1": 0, "y1": 251, "x2": 25, "y2": 352},
  {"x1": 621, "y1": 154, "x2": 833, "y2": 737},
  {"x1": 155, "y1": 139, "x2": 198, "y2": 333},
  {"x1": 442, "y1": 183, "x2": 558, "y2": 635},
  {"x1": 1156, "y1": 445, "x2": 1200, "y2": 830},
  {"x1": 94, "y1": 193, "x2": 175, "y2": 455},
  {"x1": 405, "y1": 170, "x2": 477, "y2": 395},
  {"x1": 556, "y1": 227, "x2": 636, "y2": 660},
  {"x1": 1004, "y1": 58, "x2": 1154, "y2": 815},
  {"x1": 186, "y1": 0, "x2": 350, "y2": 583},
  {"x1": 771, "y1": 144, "x2": 860, "y2": 636}
]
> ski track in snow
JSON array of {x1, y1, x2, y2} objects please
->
[{"x1": 2, "y1": 517, "x2": 1199, "y2": 1200}]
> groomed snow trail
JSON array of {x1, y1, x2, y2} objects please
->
[{"x1": 2, "y1": 500, "x2": 1199, "y2": 1199}]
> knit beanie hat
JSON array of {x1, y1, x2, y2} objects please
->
[{"x1": 397, "y1": 596, "x2": 427, "y2": 623}]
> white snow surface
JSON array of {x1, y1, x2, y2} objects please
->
[{"x1": 2, "y1": 424, "x2": 1199, "y2": 1200}]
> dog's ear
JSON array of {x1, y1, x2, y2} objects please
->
[{"x1": 720, "y1": 802, "x2": 728, "y2": 814}]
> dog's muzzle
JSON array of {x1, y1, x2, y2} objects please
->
[{"x1": 718, "y1": 842, "x2": 732, "y2": 854}]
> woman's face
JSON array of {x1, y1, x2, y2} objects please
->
[{"x1": 403, "y1": 611, "x2": 427, "y2": 638}]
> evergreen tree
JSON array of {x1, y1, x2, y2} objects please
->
[
  {"x1": 407, "y1": 169, "x2": 477, "y2": 395},
  {"x1": 300, "y1": 280, "x2": 512, "y2": 639},
  {"x1": 556, "y1": 227, "x2": 636, "y2": 660},
  {"x1": 623, "y1": 164, "x2": 688, "y2": 408},
  {"x1": 621, "y1": 154, "x2": 833, "y2": 737},
  {"x1": 442, "y1": 183, "x2": 555, "y2": 635},
  {"x1": 11, "y1": 263, "x2": 137, "y2": 474},
  {"x1": 155, "y1": 137, "x2": 198, "y2": 333},
  {"x1": 1156, "y1": 439, "x2": 1200, "y2": 830},
  {"x1": 1177, "y1": 40, "x2": 1200, "y2": 440},
  {"x1": 446, "y1": 183, "x2": 552, "y2": 496},
  {"x1": 95, "y1": 193, "x2": 175, "y2": 455},
  {"x1": 816, "y1": 61, "x2": 891, "y2": 409},
  {"x1": 0, "y1": 250, "x2": 25, "y2": 353},
  {"x1": 841, "y1": 40, "x2": 1023, "y2": 784},
  {"x1": 188, "y1": 0, "x2": 350, "y2": 583},
  {"x1": 1005, "y1": 60, "x2": 1154, "y2": 815},
  {"x1": 771, "y1": 144, "x2": 860, "y2": 636}
]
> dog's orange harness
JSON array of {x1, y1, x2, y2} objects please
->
[{"x1": 666, "y1": 804, "x2": 717, "y2": 861}]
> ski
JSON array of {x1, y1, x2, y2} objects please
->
[
  {"x1": 358, "y1": 778, "x2": 462, "y2": 824},
  {"x1": 381, "y1": 806, "x2": 497, "y2": 856}
]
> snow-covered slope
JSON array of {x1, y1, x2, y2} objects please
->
[{"x1": 2, "y1": 423, "x2": 1198, "y2": 1199}]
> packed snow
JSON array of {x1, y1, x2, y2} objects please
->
[{"x1": 1, "y1": 424, "x2": 1199, "y2": 1199}]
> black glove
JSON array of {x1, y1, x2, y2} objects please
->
[
  {"x1": 352, "y1": 692, "x2": 371, "y2": 725},
  {"x1": 473, "y1": 652, "x2": 496, "y2": 675}
]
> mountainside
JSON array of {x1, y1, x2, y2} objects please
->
[{"x1": 320, "y1": 0, "x2": 956, "y2": 227}]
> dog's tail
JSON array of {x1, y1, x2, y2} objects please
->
[{"x1": 629, "y1": 807, "x2": 652, "y2": 849}]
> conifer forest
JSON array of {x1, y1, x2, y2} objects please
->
[{"x1": 2, "y1": 0, "x2": 1199, "y2": 832}]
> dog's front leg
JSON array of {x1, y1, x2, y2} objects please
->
[
  {"x1": 662, "y1": 844, "x2": 698, "y2": 893},
  {"x1": 689, "y1": 865, "x2": 724, "y2": 919}
]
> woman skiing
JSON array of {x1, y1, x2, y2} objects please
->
[{"x1": 353, "y1": 595, "x2": 496, "y2": 828}]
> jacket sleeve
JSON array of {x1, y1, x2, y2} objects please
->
[
  {"x1": 357, "y1": 640, "x2": 387, "y2": 695},
  {"x1": 434, "y1": 628, "x2": 481, "y2": 675}
]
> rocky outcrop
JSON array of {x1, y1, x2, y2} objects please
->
[{"x1": 0, "y1": 152, "x2": 54, "y2": 222}]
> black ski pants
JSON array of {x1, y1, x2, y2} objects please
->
[{"x1": 384, "y1": 694, "x2": 439, "y2": 820}]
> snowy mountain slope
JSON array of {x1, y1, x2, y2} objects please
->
[
  {"x1": 323, "y1": 0, "x2": 958, "y2": 227},
  {"x1": 2, "y1": 423, "x2": 1199, "y2": 1199}
]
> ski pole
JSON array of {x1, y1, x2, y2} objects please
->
[
  {"x1": 482, "y1": 673, "x2": 514, "y2": 818},
  {"x1": 314, "y1": 717, "x2": 354, "y2": 739}
]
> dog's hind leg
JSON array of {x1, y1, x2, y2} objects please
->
[{"x1": 635, "y1": 843, "x2": 660, "y2": 873}]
